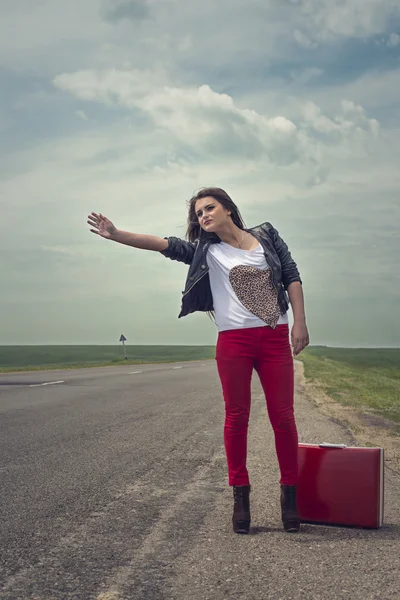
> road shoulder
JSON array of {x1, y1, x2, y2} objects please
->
[
  {"x1": 169, "y1": 361, "x2": 400, "y2": 600},
  {"x1": 296, "y1": 360, "x2": 400, "y2": 475}
]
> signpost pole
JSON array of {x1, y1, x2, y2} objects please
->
[{"x1": 119, "y1": 334, "x2": 127, "y2": 360}]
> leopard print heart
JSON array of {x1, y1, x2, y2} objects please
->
[{"x1": 229, "y1": 265, "x2": 281, "y2": 328}]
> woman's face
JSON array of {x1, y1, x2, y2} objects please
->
[{"x1": 194, "y1": 196, "x2": 231, "y2": 233}]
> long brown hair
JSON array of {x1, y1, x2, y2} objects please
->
[{"x1": 186, "y1": 187, "x2": 246, "y2": 242}]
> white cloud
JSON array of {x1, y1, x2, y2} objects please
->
[
  {"x1": 293, "y1": 0, "x2": 400, "y2": 41},
  {"x1": 289, "y1": 68, "x2": 400, "y2": 118},
  {"x1": 293, "y1": 29, "x2": 318, "y2": 48},
  {"x1": 387, "y1": 32, "x2": 400, "y2": 47},
  {"x1": 290, "y1": 67, "x2": 324, "y2": 84},
  {"x1": 54, "y1": 70, "x2": 300, "y2": 165},
  {"x1": 53, "y1": 68, "x2": 380, "y2": 181},
  {"x1": 54, "y1": 67, "x2": 168, "y2": 105},
  {"x1": 75, "y1": 109, "x2": 89, "y2": 121},
  {"x1": 302, "y1": 100, "x2": 379, "y2": 138},
  {"x1": 101, "y1": 0, "x2": 150, "y2": 22}
]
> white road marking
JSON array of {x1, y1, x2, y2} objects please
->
[
  {"x1": 129, "y1": 371, "x2": 143, "y2": 374},
  {"x1": 29, "y1": 380, "x2": 64, "y2": 388},
  {"x1": 172, "y1": 366, "x2": 182, "y2": 370}
]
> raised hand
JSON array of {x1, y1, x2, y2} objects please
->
[{"x1": 87, "y1": 212, "x2": 117, "y2": 239}]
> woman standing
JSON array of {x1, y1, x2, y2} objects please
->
[{"x1": 87, "y1": 187, "x2": 309, "y2": 534}]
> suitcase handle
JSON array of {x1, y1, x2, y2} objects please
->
[{"x1": 319, "y1": 443, "x2": 348, "y2": 449}]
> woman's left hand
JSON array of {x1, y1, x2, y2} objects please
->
[{"x1": 291, "y1": 322, "x2": 309, "y2": 356}]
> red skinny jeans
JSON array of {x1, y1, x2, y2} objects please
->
[{"x1": 215, "y1": 324, "x2": 298, "y2": 487}]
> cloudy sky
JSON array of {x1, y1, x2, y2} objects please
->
[{"x1": 1, "y1": 0, "x2": 399, "y2": 348}]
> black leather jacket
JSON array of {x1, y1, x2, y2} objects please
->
[{"x1": 161, "y1": 221, "x2": 302, "y2": 318}]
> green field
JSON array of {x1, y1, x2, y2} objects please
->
[
  {"x1": 298, "y1": 347, "x2": 400, "y2": 428},
  {"x1": 0, "y1": 345, "x2": 216, "y2": 372}
]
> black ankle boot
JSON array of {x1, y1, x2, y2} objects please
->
[
  {"x1": 280, "y1": 484, "x2": 300, "y2": 533},
  {"x1": 232, "y1": 485, "x2": 251, "y2": 534}
]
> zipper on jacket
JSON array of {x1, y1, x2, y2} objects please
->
[{"x1": 182, "y1": 270, "x2": 209, "y2": 297}]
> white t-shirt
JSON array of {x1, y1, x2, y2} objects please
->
[{"x1": 207, "y1": 241, "x2": 289, "y2": 332}]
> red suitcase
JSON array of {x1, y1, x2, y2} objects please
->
[{"x1": 297, "y1": 443, "x2": 384, "y2": 528}]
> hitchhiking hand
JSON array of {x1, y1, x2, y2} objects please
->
[{"x1": 87, "y1": 212, "x2": 117, "y2": 239}]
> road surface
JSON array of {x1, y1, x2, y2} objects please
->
[{"x1": 0, "y1": 361, "x2": 398, "y2": 599}]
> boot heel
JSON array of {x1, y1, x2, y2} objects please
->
[{"x1": 233, "y1": 520, "x2": 250, "y2": 534}]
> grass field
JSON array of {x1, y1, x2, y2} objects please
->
[
  {"x1": 298, "y1": 347, "x2": 400, "y2": 427},
  {"x1": 0, "y1": 345, "x2": 216, "y2": 372}
]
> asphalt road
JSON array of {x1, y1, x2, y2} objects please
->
[{"x1": 0, "y1": 361, "x2": 399, "y2": 600}]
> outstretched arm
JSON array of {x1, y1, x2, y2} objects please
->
[{"x1": 87, "y1": 212, "x2": 168, "y2": 252}]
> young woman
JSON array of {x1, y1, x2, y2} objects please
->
[{"x1": 87, "y1": 187, "x2": 309, "y2": 534}]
